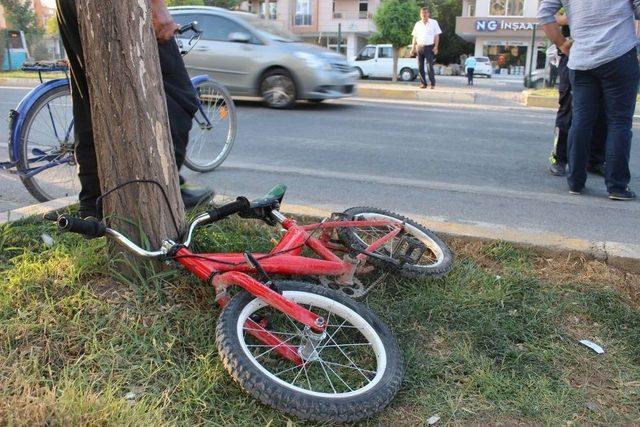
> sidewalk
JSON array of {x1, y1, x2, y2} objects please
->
[{"x1": 356, "y1": 78, "x2": 526, "y2": 107}]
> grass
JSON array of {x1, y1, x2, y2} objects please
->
[
  {"x1": 0, "y1": 70, "x2": 67, "y2": 80},
  {"x1": 1, "y1": 213, "x2": 639, "y2": 425}
]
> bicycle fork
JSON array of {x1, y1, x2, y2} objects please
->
[{"x1": 176, "y1": 248, "x2": 326, "y2": 365}]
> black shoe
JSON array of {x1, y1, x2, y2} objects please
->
[
  {"x1": 181, "y1": 185, "x2": 214, "y2": 209},
  {"x1": 587, "y1": 163, "x2": 606, "y2": 177},
  {"x1": 608, "y1": 188, "x2": 636, "y2": 201},
  {"x1": 548, "y1": 161, "x2": 567, "y2": 176}
]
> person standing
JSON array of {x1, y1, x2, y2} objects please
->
[
  {"x1": 56, "y1": 0, "x2": 213, "y2": 219},
  {"x1": 411, "y1": 7, "x2": 442, "y2": 89},
  {"x1": 539, "y1": 0, "x2": 638, "y2": 201},
  {"x1": 548, "y1": 13, "x2": 606, "y2": 177},
  {"x1": 464, "y1": 56, "x2": 476, "y2": 86}
]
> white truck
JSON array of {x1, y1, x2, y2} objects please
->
[{"x1": 350, "y1": 44, "x2": 419, "y2": 81}]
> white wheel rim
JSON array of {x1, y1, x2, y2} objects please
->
[
  {"x1": 236, "y1": 290, "x2": 387, "y2": 398},
  {"x1": 187, "y1": 82, "x2": 234, "y2": 169},
  {"x1": 351, "y1": 213, "x2": 445, "y2": 268}
]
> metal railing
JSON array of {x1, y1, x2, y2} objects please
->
[{"x1": 332, "y1": 11, "x2": 373, "y2": 20}]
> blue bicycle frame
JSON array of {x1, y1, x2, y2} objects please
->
[{"x1": 2, "y1": 74, "x2": 214, "y2": 178}]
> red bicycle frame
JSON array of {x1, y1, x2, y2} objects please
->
[{"x1": 173, "y1": 212, "x2": 403, "y2": 365}]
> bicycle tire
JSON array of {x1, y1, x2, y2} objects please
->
[
  {"x1": 338, "y1": 207, "x2": 454, "y2": 278},
  {"x1": 184, "y1": 79, "x2": 236, "y2": 172},
  {"x1": 17, "y1": 83, "x2": 79, "y2": 202},
  {"x1": 216, "y1": 281, "x2": 404, "y2": 423}
]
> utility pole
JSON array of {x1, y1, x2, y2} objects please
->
[{"x1": 76, "y1": 0, "x2": 185, "y2": 261}]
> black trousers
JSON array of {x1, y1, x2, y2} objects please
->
[
  {"x1": 552, "y1": 54, "x2": 606, "y2": 166},
  {"x1": 417, "y1": 45, "x2": 436, "y2": 87},
  {"x1": 466, "y1": 67, "x2": 474, "y2": 85},
  {"x1": 56, "y1": 0, "x2": 198, "y2": 216}
]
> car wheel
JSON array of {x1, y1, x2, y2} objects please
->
[
  {"x1": 260, "y1": 69, "x2": 296, "y2": 109},
  {"x1": 487, "y1": 74, "x2": 492, "y2": 79},
  {"x1": 399, "y1": 67, "x2": 414, "y2": 82},
  {"x1": 355, "y1": 67, "x2": 365, "y2": 79}
]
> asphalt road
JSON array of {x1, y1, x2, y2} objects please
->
[{"x1": 2, "y1": 85, "x2": 639, "y2": 245}]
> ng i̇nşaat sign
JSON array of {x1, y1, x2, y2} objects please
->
[{"x1": 475, "y1": 20, "x2": 536, "y2": 32}]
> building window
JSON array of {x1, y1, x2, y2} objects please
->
[
  {"x1": 295, "y1": 0, "x2": 312, "y2": 26},
  {"x1": 490, "y1": 0, "x2": 523, "y2": 16},
  {"x1": 359, "y1": 1, "x2": 369, "y2": 19},
  {"x1": 260, "y1": 1, "x2": 277, "y2": 20}
]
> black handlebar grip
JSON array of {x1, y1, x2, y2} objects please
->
[
  {"x1": 206, "y1": 197, "x2": 250, "y2": 223},
  {"x1": 57, "y1": 215, "x2": 107, "y2": 239}
]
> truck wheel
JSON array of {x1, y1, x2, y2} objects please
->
[
  {"x1": 399, "y1": 68, "x2": 414, "y2": 82},
  {"x1": 355, "y1": 67, "x2": 365, "y2": 79}
]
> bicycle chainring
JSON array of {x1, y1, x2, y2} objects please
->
[{"x1": 318, "y1": 276, "x2": 379, "y2": 299}]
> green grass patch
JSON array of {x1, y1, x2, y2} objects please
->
[
  {"x1": 0, "y1": 70, "x2": 66, "y2": 80},
  {"x1": 1, "y1": 216, "x2": 639, "y2": 425}
]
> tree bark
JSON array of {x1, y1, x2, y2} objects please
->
[
  {"x1": 392, "y1": 47, "x2": 399, "y2": 82},
  {"x1": 76, "y1": 0, "x2": 184, "y2": 258}
]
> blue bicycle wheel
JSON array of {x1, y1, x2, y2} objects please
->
[{"x1": 18, "y1": 84, "x2": 80, "y2": 202}]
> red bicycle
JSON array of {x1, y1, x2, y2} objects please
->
[{"x1": 51, "y1": 185, "x2": 453, "y2": 423}]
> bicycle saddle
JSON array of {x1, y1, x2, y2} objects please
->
[{"x1": 239, "y1": 184, "x2": 287, "y2": 225}]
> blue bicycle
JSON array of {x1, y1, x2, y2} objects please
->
[{"x1": 3, "y1": 23, "x2": 236, "y2": 202}]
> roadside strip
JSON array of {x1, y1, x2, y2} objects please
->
[{"x1": 2, "y1": 194, "x2": 638, "y2": 274}]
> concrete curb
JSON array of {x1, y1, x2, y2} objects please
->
[
  {"x1": 357, "y1": 86, "x2": 477, "y2": 104},
  {"x1": 2, "y1": 195, "x2": 638, "y2": 274},
  {"x1": 0, "y1": 196, "x2": 77, "y2": 224},
  {"x1": 522, "y1": 90, "x2": 558, "y2": 108}
]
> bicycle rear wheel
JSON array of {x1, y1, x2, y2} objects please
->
[
  {"x1": 216, "y1": 281, "x2": 404, "y2": 423},
  {"x1": 18, "y1": 84, "x2": 80, "y2": 202},
  {"x1": 338, "y1": 207, "x2": 454, "y2": 278},
  {"x1": 184, "y1": 79, "x2": 236, "y2": 172}
]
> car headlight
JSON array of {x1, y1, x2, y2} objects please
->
[{"x1": 294, "y1": 51, "x2": 332, "y2": 71}]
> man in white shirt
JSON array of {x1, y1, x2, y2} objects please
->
[{"x1": 411, "y1": 7, "x2": 442, "y2": 89}]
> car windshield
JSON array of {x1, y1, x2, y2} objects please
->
[
  {"x1": 236, "y1": 14, "x2": 299, "y2": 42},
  {"x1": 476, "y1": 57, "x2": 490, "y2": 63}
]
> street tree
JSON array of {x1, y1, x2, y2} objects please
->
[
  {"x1": 0, "y1": 0, "x2": 43, "y2": 45},
  {"x1": 75, "y1": 0, "x2": 185, "y2": 262},
  {"x1": 371, "y1": 0, "x2": 419, "y2": 82},
  {"x1": 429, "y1": 0, "x2": 473, "y2": 64}
]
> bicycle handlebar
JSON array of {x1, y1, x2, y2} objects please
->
[
  {"x1": 57, "y1": 215, "x2": 106, "y2": 239},
  {"x1": 52, "y1": 197, "x2": 253, "y2": 258},
  {"x1": 176, "y1": 22, "x2": 202, "y2": 36},
  {"x1": 204, "y1": 197, "x2": 250, "y2": 224}
]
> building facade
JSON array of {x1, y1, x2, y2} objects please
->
[
  {"x1": 1, "y1": 0, "x2": 55, "y2": 30},
  {"x1": 240, "y1": 0, "x2": 381, "y2": 58},
  {"x1": 456, "y1": 0, "x2": 548, "y2": 76}
]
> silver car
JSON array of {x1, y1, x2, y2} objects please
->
[{"x1": 170, "y1": 6, "x2": 359, "y2": 108}]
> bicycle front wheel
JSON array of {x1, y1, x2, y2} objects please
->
[
  {"x1": 216, "y1": 281, "x2": 404, "y2": 423},
  {"x1": 18, "y1": 84, "x2": 80, "y2": 202},
  {"x1": 184, "y1": 79, "x2": 237, "y2": 172}
]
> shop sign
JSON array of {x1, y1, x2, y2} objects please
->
[{"x1": 476, "y1": 20, "x2": 536, "y2": 32}]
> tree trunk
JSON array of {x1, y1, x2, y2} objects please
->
[
  {"x1": 392, "y1": 47, "x2": 399, "y2": 82},
  {"x1": 76, "y1": 0, "x2": 184, "y2": 260}
]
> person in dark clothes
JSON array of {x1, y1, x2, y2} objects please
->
[
  {"x1": 56, "y1": 0, "x2": 213, "y2": 219},
  {"x1": 548, "y1": 14, "x2": 606, "y2": 178}
]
